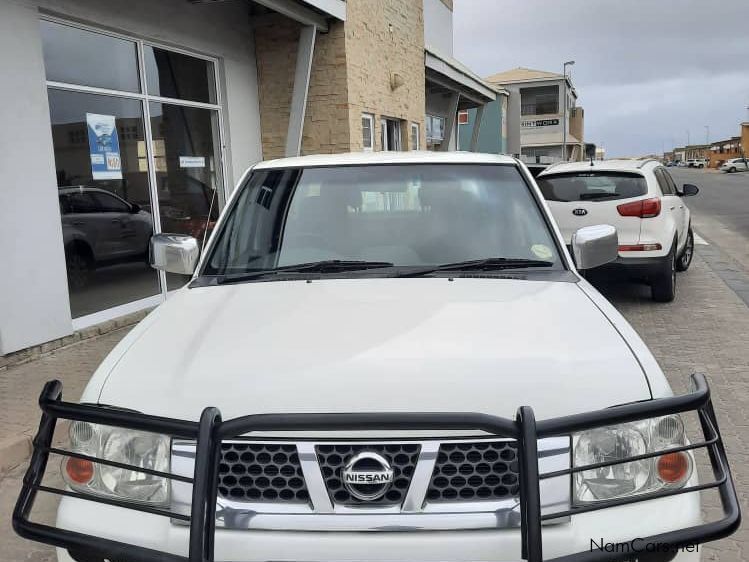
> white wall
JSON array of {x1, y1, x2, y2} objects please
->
[
  {"x1": 0, "y1": 0, "x2": 73, "y2": 354},
  {"x1": 0, "y1": 0, "x2": 263, "y2": 354},
  {"x1": 423, "y1": 0, "x2": 453, "y2": 56}
]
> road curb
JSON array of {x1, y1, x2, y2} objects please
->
[{"x1": 0, "y1": 435, "x2": 31, "y2": 474}]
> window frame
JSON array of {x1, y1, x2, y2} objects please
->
[
  {"x1": 410, "y1": 122, "x2": 420, "y2": 151},
  {"x1": 361, "y1": 113, "x2": 375, "y2": 152},
  {"x1": 40, "y1": 14, "x2": 228, "y2": 324}
]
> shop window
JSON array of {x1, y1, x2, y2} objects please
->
[
  {"x1": 410, "y1": 123, "x2": 420, "y2": 150},
  {"x1": 41, "y1": 19, "x2": 224, "y2": 320},
  {"x1": 426, "y1": 114, "x2": 445, "y2": 149},
  {"x1": 149, "y1": 102, "x2": 222, "y2": 289},
  {"x1": 144, "y1": 46, "x2": 217, "y2": 104},
  {"x1": 362, "y1": 113, "x2": 374, "y2": 151},
  {"x1": 40, "y1": 20, "x2": 140, "y2": 93}
]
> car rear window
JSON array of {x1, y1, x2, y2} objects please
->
[{"x1": 537, "y1": 171, "x2": 648, "y2": 202}]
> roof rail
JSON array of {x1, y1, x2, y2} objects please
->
[
  {"x1": 636, "y1": 158, "x2": 660, "y2": 169},
  {"x1": 542, "y1": 161, "x2": 568, "y2": 172}
]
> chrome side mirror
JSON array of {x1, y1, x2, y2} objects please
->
[
  {"x1": 571, "y1": 224, "x2": 618, "y2": 270},
  {"x1": 149, "y1": 234, "x2": 200, "y2": 275}
]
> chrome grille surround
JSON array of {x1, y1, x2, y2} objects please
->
[
  {"x1": 170, "y1": 437, "x2": 570, "y2": 531},
  {"x1": 316, "y1": 443, "x2": 420, "y2": 505}
]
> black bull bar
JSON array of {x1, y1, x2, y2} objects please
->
[{"x1": 13, "y1": 374, "x2": 740, "y2": 562}]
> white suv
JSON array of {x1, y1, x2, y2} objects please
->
[
  {"x1": 13, "y1": 153, "x2": 738, "y2": 562},
  {"x1": 719, "y1": 158, "x2": 749, "y2": 173},
  {"x1": 537, "y1": 159, "x2": 699, "y2": 302}
]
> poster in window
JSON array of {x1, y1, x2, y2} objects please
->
[{"x1": 86, "y1": 113, "x2": 122, "y2": 180}]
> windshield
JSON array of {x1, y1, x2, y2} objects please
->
[
  {"x1": 537, "y1": 171, "x2": 648, "y2": 202},
  {"x1": 203, "y1": 164, "x2": 562, "y2": 276}
]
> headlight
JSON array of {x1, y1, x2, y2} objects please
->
[
  {"x1": 62, "y1": 421, "x2": 170, "y2": 506},
  {"x1": 573, "y1": 415, "x2": 692, "y2": 505}
]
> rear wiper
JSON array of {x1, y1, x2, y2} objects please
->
[
  {"x1": 215, "y1": 260, "x2": 395, "y2": 284},
  {"x1": 579, "y1": 192, "x2": 621, "y2": 200}
]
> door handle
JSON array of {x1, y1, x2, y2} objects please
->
[
  {"x1": 669, "y1": 206, "x2": 676, "y2": 210},
  {"x1": 72, "y1": 221, "x2": 84, "y2": 226},
  {"x1": 111, "y1": 218, "x2": 122, "y2": 223}
]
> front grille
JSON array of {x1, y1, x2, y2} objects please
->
[
  {"x1": 426, "y1": 441, "x2": 520, "y2": 502},
  {"x1": 316, "y1": 444, "x2": 420, "y2": 505},
  {"x1": 217, "y1": 442, "x2": 310, "y2": 503}
]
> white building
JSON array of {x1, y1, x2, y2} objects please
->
[{"x1": 485, "y1": 67, "x2": 585, "y2": 164}]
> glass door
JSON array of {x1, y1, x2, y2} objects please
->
[
  {"x1": 40, "y1": 18, "x2": 225, "y2": 321},
  {"x1": 149, "y1": 102, "x2": 222, "y2": 290}
]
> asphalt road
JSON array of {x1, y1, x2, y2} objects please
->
[{"x1": 669, "y1": 167, "x2": 749, "y2": 271}]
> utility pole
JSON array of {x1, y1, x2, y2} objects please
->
[{"x1": 562, "y1": 60, "x2": 575, "y2": 161}]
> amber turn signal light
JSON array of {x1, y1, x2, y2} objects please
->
[
  {"x1": 65, "y1": 457, "x2": 94, "y2": 484},
  {"x1": 657, "y1": 452, "x2": 690, "y2": 484}
]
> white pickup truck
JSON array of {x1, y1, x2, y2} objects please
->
[{"x1": 14, "y1": 152, "x2": 739, "y2": 562}]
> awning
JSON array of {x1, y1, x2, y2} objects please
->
[
  {"x1": 522, "y1": 133, "x2": 582, "y2": 147},
  {"x1": 425, "y1": 45, "x2": 497, "y2": 108}
]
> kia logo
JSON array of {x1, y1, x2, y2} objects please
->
[{"x1": 572, "y1": 208, "x2": 588, "y2": 216}]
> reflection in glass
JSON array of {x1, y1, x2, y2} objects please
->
[
  {"x1": 144, "y1": 47, "x2": 216, "y2": 104},
  {"x1": 40, "y1": 20, "x2": 140, "y2": 93},
  {"x1": 149, "y1": 102, "x2": 222, "y2": 289},
  {"x1": 48, "y1": 89, "x2": 159, "y2": 318}
]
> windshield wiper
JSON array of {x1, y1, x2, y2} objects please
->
[
  {"x1": 393, "y1": 257, "x2": 554, "y2": 277},
  {"x1": 215, "y1": 260, "x2": 395, "y2": 284},
  {"x1": 434, "y1": 257, "x2": 554, "y2": 272}
]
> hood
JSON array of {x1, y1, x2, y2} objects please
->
[{"x1": 96, "y1": 278, "x2": 651, "y2": 427}]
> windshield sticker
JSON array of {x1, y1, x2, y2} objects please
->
[{"x1": 531, "y1": 244, "x2": 553, "y2": 260}]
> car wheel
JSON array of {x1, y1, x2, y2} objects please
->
[
  {"x1": 676, "y1": 229, "x2": 694, "y2": 272},
  {"x1": 730, "y1": 167, "x2": 736, "y2": 173},
  {"x1": 66, "y1": 250, "x2": 92, "y2": 290},
  {"x1": 651, "y1": 248, "x2": 676, "y2": 303}
]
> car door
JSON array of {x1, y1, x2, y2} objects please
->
[
  {"x1": 655, "y1": 168, "x2": 686, "y2": 250},
  {"x1": 65, "y1": 191, "x2": 106, "y2": 260},
  {"x1": 90, "y1": 191, "x2": 142, "y2": 258}
]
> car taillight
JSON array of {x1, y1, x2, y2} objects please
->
[{"x1": 617, "y1": 198, "x2": 661, "y2": 218}]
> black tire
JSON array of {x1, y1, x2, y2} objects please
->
[
  {"x1": 651, "y1": 246, "x2": 676, "y2": 302},
  {"x1": 65, "y1": 247, "x2": 93, "y2": 290},
  {"x1": 730, "y1": 167, "x2": 736, "y2": 173},
  {"x1": 676, "y1": 229, "x2": 694, "y2": 272}
]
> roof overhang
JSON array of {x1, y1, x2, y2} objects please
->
[
  {"x1": 425, "y1": 46, "x2": 497, "y2": 108},
  {"x1": 248, "y1": 0, "x2": 345, "y2": 31}
]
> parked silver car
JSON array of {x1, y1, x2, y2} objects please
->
[{"x1": 59, "y1": 186, "x2": 153, "y2": 288}]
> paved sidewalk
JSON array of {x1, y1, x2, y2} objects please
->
[{"x1": 0, "y1": 328, "x2": 131, "y2": 472}]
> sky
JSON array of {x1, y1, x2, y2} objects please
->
[{"x1": 453, "y1": 0, "x2": 749, "y2": 157}]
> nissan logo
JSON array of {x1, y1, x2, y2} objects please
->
[
  {"x1": 572, "y1": 208, "x2": 588, "y2": 216},
  {"x1": 342, "y1": 451, "x2": 394, "y2": 501}
]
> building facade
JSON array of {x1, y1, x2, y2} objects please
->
[
  {"x1": 707, "y1": 124, "x2": 749, "y2": 168},
  {"x1": 0, "y1": 0, "x2": 492, "y2": 355},
  {"x1": 485, "y1": 67, "x2": 585, "y2": 163}
]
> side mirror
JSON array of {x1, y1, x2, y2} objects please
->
[
  {"x1": 585, "y1": 143, "x2": 597, "y2": 160},
  {"x1": 149, "y1": 233, "x2": 199, "y2": 275},
  {"x1": 680, "y1": 184, "x2": 700, "y2": 197},
  {"x1": 571, "y1": 224, "x2": 618, "y2": 270},
  {"x1": 130, "y1": 203, "x2": 141, "y2": 214}
]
